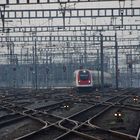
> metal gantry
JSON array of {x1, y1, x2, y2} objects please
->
[
  {"x1": 0, "y1": 7, "x2": 139, "y2": 19},
  {"x1": 0, "y1": 0, "x2": 140, "y2": 88},
  {"x1": 1, "y1": 24, "x2": 140, "y2": 33},
  {"x1": 0, "y1": 0, "x2": 133, "y2": 5},
  {"x1": 0, "y1": 35, "x2": 139, "y2": 42}
]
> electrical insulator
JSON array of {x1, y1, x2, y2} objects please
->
[{"x1": 120, "y1": 9, "x2": 124, "y2": 15}]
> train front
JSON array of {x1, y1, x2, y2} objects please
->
[{"x1": 76, "y1": 69, "x2": 93, "y2": 90}]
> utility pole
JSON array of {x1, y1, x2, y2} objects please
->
[
  {"x1": 20, "y1": 47, "x2": 23, "y2": 64},
  {"x1": 66, "y1": 39, "x2": 69, "y2": 82},
  {"x1": 6, "y1": 29, "x2": 9, "y2": 63},
  {"x1": 34, "y1": 39, "x2": 38, "y2": 90},
  {"x1": 84, "y1": 29, "x2": 87, "y2": 67},
  {"x1": 60, "y1": 2, "x2": 66, "y2": 29},
  {"x1": 119, "y1": 0, "x2": 125, "y2": 28},
  {"x1": 0, "y1": 5, "x2": 5, "y2": 32},
  {"x1": 115, "y1": 32, "x2": 119, "y2": 90},
  {"x1": 26, "y1": 48, "x2": 29, "y2": 88},
  {"x1": 97, "y1": 49, "x2": 100, "y2": 86},
  {"x1": 100, "y1": 33, "x2": 104, "y2": 93},
  {"x1": 130, "y1": 49, "x2": 133, "y2": 87}
]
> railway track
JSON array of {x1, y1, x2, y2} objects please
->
[
  {"x1": 32, "y1": 112, "x2": 62, "y2": 124},
  {"x1": 59, "y1": 119, "x2": 78, "y2": 130},
  {"x1": 89, "y1": 105, "x2": 140, "y2": 137},
  {"x1": 17, "y1": 125, "x2": 67, "y2": 140},
  {"x1": 69, "y1": 104, "x2": 109, "y2": 122},
  {"x1": 0, "y1": 116, "x2": 46, "y2": 140},
  {"x1": 0, "y1": 88, "x2": 139, "y2": 140},
  {"x1": 75, "y1": 124, "x2": 136, "y2": 140}
]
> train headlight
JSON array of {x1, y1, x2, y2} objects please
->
[
  {"x1": 88, "y1": 80, "x2": 91, "y2": 84},
  {"x1": 78, "y1": 80, "x2": 80, "y2": 83}
]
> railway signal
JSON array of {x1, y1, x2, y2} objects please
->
[
  {"x1": 114, "y1": 109, "x2": 123, "y2": 122},
  {"x1": 133, "y1": 96, "x2": 139, "y2": 103}
]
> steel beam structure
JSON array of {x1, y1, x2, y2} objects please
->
[
  {"x1": 1, "y1": 7, "x2": 139, "y2": 19},
  {"x1": 1, "y1": 50, "x2": 139, "y2": 61},
  {"x1": 107, "y1": 45, "x2": 140, "y2": 49},
  {"x1": 1, "y1": 45, "x2": 139, "y2": 56},
  {"x1": 36, "y1": 45, "x2": 140, "y2": 51},
  {"x1": 0, "y1": 24, "x2": 140, "y2": 33},
  {"x1": 0, "y1": 34, "x2": 138, "y2": 42},
  {"x1": 0, "y1": 35, "x2": 116, "y2": 42},
  {"x1": 1, "y1": 42, "x2": 139, "y2": 49},
  {"x1": 0, "y1": 0, "x2": 131, "y2": 5}
]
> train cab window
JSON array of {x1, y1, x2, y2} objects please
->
[{"x1": 79, "y1": 70, "x2": 90, "y2": 80}]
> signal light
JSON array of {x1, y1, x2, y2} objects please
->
[
  {"x1": 114, "y1": 113, "x2": 117, "y2": 117},
  {"x1": 63, "y1": 104, "x2": 70, "y2": 110},
  {"x1": 114, "y1": 109, "x2": 123, "y2": 122},
  {"x1": 118, "y1": 113, "x2": 122, "y2": 117},
  {"x1": 133, "y1": 96, "x2": 139, "y2": 103}
]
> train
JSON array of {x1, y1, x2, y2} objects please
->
[{"x1": 73, "y1": 69, "x2": 112, "y2": 91}]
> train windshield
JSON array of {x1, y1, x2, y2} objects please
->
[{"x1": 79, "y1": 70, "x2": 90, "y2": 80}]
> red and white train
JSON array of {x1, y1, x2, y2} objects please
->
[{"x1": 73, "y1": 69, "x2": 112, "y2": 91}]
